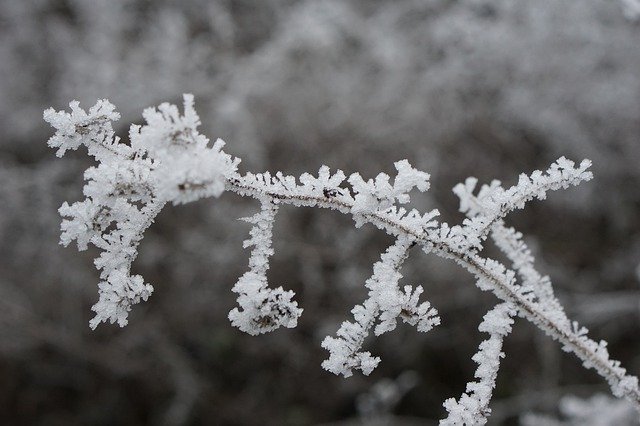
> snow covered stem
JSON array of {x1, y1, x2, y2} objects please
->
[
  {"x1": 45, "y1": 95, "x2": 640, "y2": 421},
  {"x1": 225, "y1": 162, "x2": 640, "y2": 406}
]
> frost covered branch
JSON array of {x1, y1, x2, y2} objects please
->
[
  {"x1": 442, "y1": 303, "x2": 516, "y2": 425},
  {"x1": 228, "y1": 199, "x2": 303, "y2": 335},
  {"x1": 321, "y1": 236, "x2": 439, "y2": 377},
  {"x1": 45, "y1": 95, "x2": 640, "y2": 423}
]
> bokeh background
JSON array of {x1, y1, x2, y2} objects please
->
[{"x1": 1, "y1": 0, "x2": 639, "y2": 424}]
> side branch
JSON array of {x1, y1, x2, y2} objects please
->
[{"x1": 224, "y1": 175, "x2": 640, "y2": 405}]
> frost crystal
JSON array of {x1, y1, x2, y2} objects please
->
[
  {"x1": 453, "y1": 157, "x2": 592, "y2": 248},
  {"x1": 228, "y1": 199, "x2": 303, "y2": 335},
  {"x1": 44, "y1": 99, "x2": 122, "y2": 158},
  {"x1": 441, "y1": 303, "x2": 516, "y2": 425},
  {"x1": 321, "y1": 236, "x2": 440, "y2": 377},
  {"x1": 349, "y1": 160, "x2": 430, "y2": 225},
  {"x1": 44, "y1": 95, "x2": 238, "y2": 328}
]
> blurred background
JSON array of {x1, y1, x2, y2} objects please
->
[{"x1": 1, "y1": 0, "x2": 639, "y2": 424}]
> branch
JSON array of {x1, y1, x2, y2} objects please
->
[{"x1": 44, "y1": 95, "x2": 640, "y2": 419}]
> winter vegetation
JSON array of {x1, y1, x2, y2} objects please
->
[
  {"x1": 44, "y1": 94, "x2": 639, "y2": 424},
  {"x1": 2, "y1": 0, "x2": 640, "y2": 424}
]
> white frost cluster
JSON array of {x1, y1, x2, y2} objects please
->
[
  {"x1": 44, "y1": 95, "x2": 238, "y2": 328},
  {"x1": 452, "y1": 163, "x2": 640, "y2": 408},
  {"x1": 46, "y1": 95, "x2": 640, "y2": 422},
  {"x1": 348, "y1": 159, "x2": 430, "y2": 223},
  {"x1": 453, "y1": 157, "x2": 593, "y2": 250},
  {"x1": 44, "y1": 99, "x2": 122, "y2": 158},
  {"x1": 321, "y1": 236, "x2": 440, "y2": 377},
  {"x1": 441, "y1": 303, "x2": 516, "y2": 425},
  {"x1": 228, "y1": 200, "x2": 303, "y2": 335}
]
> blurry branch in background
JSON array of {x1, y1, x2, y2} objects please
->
[
  {"x1": 356, "y1": 371, "x2": 419, "y2": 424},
  {"x1": 521, "y1": 393, "x2": 637, "y2": 425},
  {"x1": 621, "y1": 0, "x2": 640, "y2": 20}
]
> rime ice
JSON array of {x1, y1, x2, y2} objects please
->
[
  {"x1": 44, "y1": 95, "x2": 239, "y2": 328},
  {"x1": 46, "y1": 95, "x2": 640, "y2": 422}
]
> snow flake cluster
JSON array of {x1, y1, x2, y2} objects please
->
[
  {"x1": 451, "y1": 164, "x2": 639, "y2": 407},
  {"x1": 44, "y1": 95, "x2": 238, "y2": 328},
  {"x1": 228, "y1": 199, "x2": 303, "y2": 335},
  {"x1": 321, "y1": 236, "x2": 440, "y2": 377},
  {"x1": 348, "y1": 160, "x2": 430, "y2": 217},
  {"x1": 452, "y1": 156, "x2": 593, "y2": 251},
  {"x1": 441, "y1": 303, "x2": 516, "y2": 425},
  {"x1": 46, "y1": 95, "x2": 640, "y2": 423}
]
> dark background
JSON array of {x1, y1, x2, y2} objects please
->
[{"x1": 1, "y1": 0, "x2": 639, "y2": 424}]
